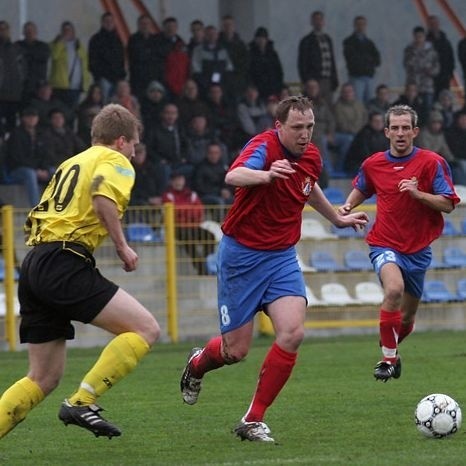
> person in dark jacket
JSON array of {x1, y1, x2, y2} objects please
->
[
  {"x1": 297, "y1": 11, "x2": 338, "y2": 106},
  {"x1": 426, "y1": 15, "x2": 455, "y2": 99},
  {"x1": 88, "y1": 12, "x2": 126, "y2": 103},
  {"x1": 343, "y1": 16, "x2": 381, "y2": 104},
  {"x1": 127, "y1": 14, "x2": 159, "y2": 100},
  {"x1": 16, "y1": 21, "x2": 50, "y2": 105},
  {"x1": 248, "y1": 27, "x2": 284, "y2": 101},
  {"x1": 0, "y1": 21, "x2": 26, "y2": 134},
  {"x1": 344, "y1": 111, "x2": 389, "y2": 176}
]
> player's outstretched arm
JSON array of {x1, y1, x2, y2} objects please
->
[
  {"x1": 338, "y1": 188, "x2": 367, "y2": 215},
  {"x1": 225, "y1": 159, "x2": 296, "y2": 187},
  {"x1": 93, "y1": 195, "x2": 138, "y2": 272}
]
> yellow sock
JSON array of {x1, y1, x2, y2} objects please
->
[
  {"x1": 0, "y1": 377, "x2": 44, "y2": 439},
  {"x1": 68, "y1": 332, "x2": 150, "y2": 406}
]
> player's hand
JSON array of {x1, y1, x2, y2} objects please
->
[
  {"x1": 398, "y1": 177, "x2": 419, "y2": 196},
  {"x1": 338, "y1": 203, "x2": 352, "y2": 215},
  {"x1": 117, "y1": 245, "x2": 139, "y2": 272},
  {"x1": 268, "y1": 159, "x2": 296, "y2": 181},
  {"x1": 335, "y1": 211, "x2": 369, "y2": 231}
]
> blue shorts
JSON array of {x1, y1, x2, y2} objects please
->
[
  {"x1": 217, "y1": 235, "x2": 306, "y2": 334},
  {"x1": 369, "y1": 246, "x2": 432, "y2": 298}
]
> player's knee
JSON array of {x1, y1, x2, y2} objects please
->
[
  {"x1": 222, "y1": 346, "x2": 248, "y2": 364},
  {"x1": 141, "y1": 314, "x2": 160, "y2": 346},
  {"x1": 384, "y1": 285, "x2": 403, "y2": 305}
]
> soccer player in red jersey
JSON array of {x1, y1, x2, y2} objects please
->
[
  {"x1": 180, "y1": 96, "x2": 368, "y2": 442},
  {"x1": 340, "y1": 104, "x2": 460, "y2": 382}
]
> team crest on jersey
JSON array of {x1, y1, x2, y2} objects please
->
[{"x1": 302, "y1": 177, "x2": 313, "y2": 196}]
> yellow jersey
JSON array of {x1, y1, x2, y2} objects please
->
[{"x1": 25, "y1": 145, "x2": 135, "y2": 252}]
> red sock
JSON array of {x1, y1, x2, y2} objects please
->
[
  {"x1": 398, "y1": 321, "x2": 414, "y2": 344},
  {"x1": 190, "y1": 336, "x2": 225, "y2": 378},
  {"x1": 379, "y1": 309, "x2": 402, "y2": 364},
  {"x1": 244, "y1": 342, "x2": 297, "y2": 423}
]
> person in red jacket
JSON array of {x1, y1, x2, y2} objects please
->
[{"x1": 162, "y1": 172, "x2": 214, "y2": 274}]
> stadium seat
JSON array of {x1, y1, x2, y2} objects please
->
[
  {"x1": 320, "y1": 283, "x2": 359, "y2": 305},
  {"x1": 0, "y1": 292, "x2": 20, "y2": 317},
  {"x1": 344, "y1": 250, "x2": 373, "y2": 270},
  {"x1": 0, "y1": 259, "x2": 19, "y2": 281},
  {"x1": 126, "y1": 223, "x2": 162, "y2": 242},
  {"x1": 442, "y1": 220, "x2": 459, "y2": 236},
  {"x1": 460, "y1": 218, "x2": 466, "y2": 235},
  {"x1": 301, "y1": 218, "x2": 337, "y2": 240},
  {"x1": 365, "y1": 194, "x2": 377, "y2": 204},
  {"x1": 456, "y1": 279, "x2": 466, "y2": 301},
  {"x1": 430, "y1": 255, "x2": 446, "y2": 269},
  {"x1": 422, "y1": 280, "x2": 458, "y2": 303},
  {"x1": 323, "y1": 187, "x2": 345, "y2": 204},
  {"x1": 310, "y1": 251, "x2": 346, "y2": 271},
  {"x1": 200, "y1": 220, "x2": 223, "y2": 242},
  {"x1": 305, "y1": 285, "x2": 325, "y2": 306},
  {"x1": 443, "y1": 246, "x2": 466, "y2": 268},
  {"x1": 206, "y1": 252, "x2": 218, "y2": 275},
  {"x1": 330, "y1": 224, "x2": 364, "y2": 238},
  {"x1": 297, "y1": 254, "x2": 316, "y2": 272},
  {"x1": 354, "y1": 281, "x2": 384, "y2": 304}
]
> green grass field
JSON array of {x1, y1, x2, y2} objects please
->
[{"x1": 1, "y1": 330, "x2": 466, "y2": 466}]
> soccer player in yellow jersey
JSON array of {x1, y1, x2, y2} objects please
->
[{"x1": 0, "y1": 104, "x2": 160, "y2": 439}]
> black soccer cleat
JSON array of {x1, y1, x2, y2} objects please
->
[
  {"x1": 58, "y1": 399, "x2": 122, "y2": 438},
  {"x1": 393, "y1": 354, "x2": 402, "y2": 379},
  {"x1": 180, "y1": 347, "x2": 203, "y2": 405},
  {"x1": 373, "y1": 361, "x2": 396, "y2": 382}
]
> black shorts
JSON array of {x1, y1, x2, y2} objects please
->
[{"x1": 18, "y1": 241, "x2": 119, "y2": 344}]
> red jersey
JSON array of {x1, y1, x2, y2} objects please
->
[
  {"x1": 222, "y1": 129, "x2": 322, "y2": 250},
  {"x1": 354, "y1": 147, "x2": 460, "y2": 254},
  {"x1": 162, "y1": 187, "x2": 205, "y2": 225}
]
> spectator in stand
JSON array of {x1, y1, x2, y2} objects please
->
[
  {"x1": 432, "y1": 89, "x2": 459, "y2": 130},
  {"x1": 205, "y1": 83, "x2": 240, "y2": 151},
  {"x1": 445, "y1": 110, "x2": 466, "y2": 176},
  {"x1": 426, "y1": 15, "x2": 455, "y2": 99},
  {"x1": 236, "y1": 84, "x2": 268, "y2": 146},
  {"x1": 16, "y1": 21, "x2": 50, "y2": 105},
  {"x1": 218, "y1": 15, "x2": 249, "y2": 103},
  {"x1": 302, "y1": 78, "x2": 333, "y2": 183},
  {"x1": 140, "y1": 80, "x2": 168, "y2": 142},
  {"x1": 332, "y1": 82, "x2": 368, "y2": 174},
  {"x1": 176, "y1": 79, "x2": 210, "y2": 131},
  {"x1": 344, "y1": 111, "x2": 389, "y2": 177},
  {"x1": 129, "y1": 142, "x2": 164, "y2": 212},
  {"x1": 29, "y1": 81, "x2": 72, "y2": 130},
  {"x1": 417, "y1": 110, "x2": 466, "y2": 185},
  {"x1": 42, "y1": 108, "x2": 86, "y2": 169},
  {"x1": 147, "y1": 102, "x2": 188, "y2": 191},
  {"x1": 248, "y1": 27, "x2": 284, "y2": 101},
  {"x1": 279, "y1": 85, "x2": 292, "y2": 100},
  {"x1": 187, "y1": 19, "x2": 205, "y2": 57},
  {"x1": 298, "y1": 11, "x2": 338, "y2": 106},
  {"x1": 49, "y1": 21, "x2": 90, "y2": 112},
  {"x1": 0, "y1": 20, "x2": 26, "y2": 134},
  {"x1": 191, "y1": 25, "x2": 234, "y2": 100},
  {"x1": 459, "y1": 37, "x2": 466, "y2": 88},
  {"x1": 162, "y1": 172, "x2": 215, "y2": 275},
  {"x1": 193, "y1": 141, "x2": 233, "y2": 222},
  {"x1": 403, "y1": 26, "x2": 439, "y2": 121},
  {"x1": 393, "y1": 82, "x2": 427, "y2": 127},
  {"x1": 5, "y1": 107, "x2": 51, "y2": 206},
  {"x1": 76, "y1": 84, "x2": 104, "y2": 146},
  {"x1": 127, "y1": 14, "x2": 159, "y2": 101},
  {"x1": 153, "y1": 16, "x2": 189, "y2": 98},
  {"x1": 186, "y1": 114, "x2": 227, "y2": 169},
  {"x1": 343, "y1": 15, "x2": 381, "y2": 104},
  {"x1": 110, "y1": 80, "x2": 141, "y2": 120},
  {"x1": 88, "y1": 12, "x2": 126, "y2": 104},
  {"x1": 366, "y1": 84, "x2": 392, "y2": 115}
]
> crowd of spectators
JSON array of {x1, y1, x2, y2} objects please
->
[{"x1": 1, "y1": 10, "x2": 466, "y2": 211}]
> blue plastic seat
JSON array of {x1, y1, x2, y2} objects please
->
[
  {"x1": 330, "y1": 224, "x2": 364, "y2": 238},
  {"x1": 323, "y1": 187, "x2": 345, "y2": 205},
  {"x1": 422, "y1": 280, "x2": 457, "y2": 303},
  {"x1": 442, "y1": 220, "x2": 459, "y2": 236},
  {"x1": 310, "y1": 251, "x2": 346, "y2": 271},
  {"x1": 443, "y1": 246, "x2": 466, "y2": 268},
  {"x1": 126, "y1": 223, "x2": 162, "y2": 243},
  {"x1": 344, "y1": 250, "x2": 373, "y2": 271},
  {"x1": 206, "y1": 252, "x2": 217, "y2": 275},
  {"x1": 456, "y1": 278, "x2": 466, "y2": 301},
  {"x1": 0, "y1": 259, "x2": 19, "y2": 281}
]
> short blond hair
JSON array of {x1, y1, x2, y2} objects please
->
[{"x1": 91, "y1": 104, "x2": 141, "y2": 145}]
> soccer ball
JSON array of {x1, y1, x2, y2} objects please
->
[{"x1": 414, "y1": 393, "x2": 462, "y2": 438}]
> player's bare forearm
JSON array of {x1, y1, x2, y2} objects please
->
[
  {"x1": 410, "y1": 191, "x2": 455, "y2": 213},
  {"x1": 338, "y1": 188, "x2": 366, "y2": 215},
  {"x1": 225, "y1": 160, "x2": 296, "y2": 187},
  {"x1": 93, "y1": 195, "x2": 138, "y2": 271}
]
